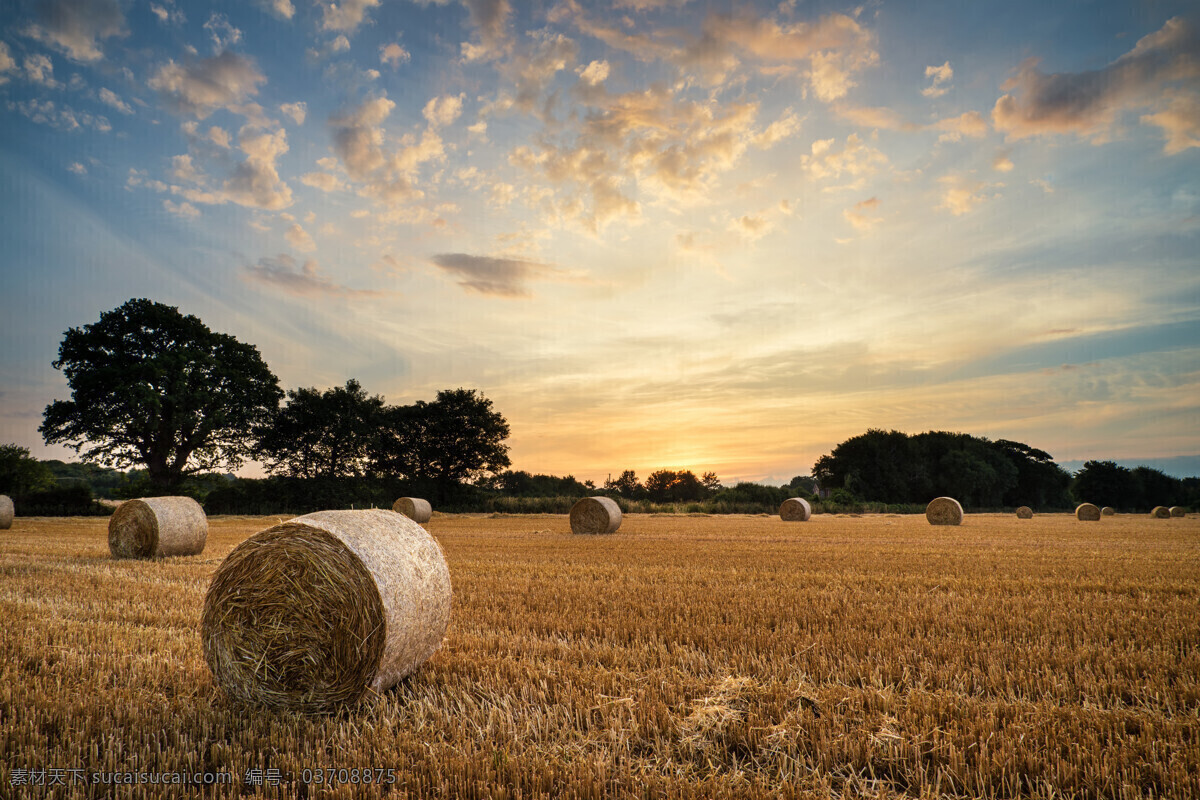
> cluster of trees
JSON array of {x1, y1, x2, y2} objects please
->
[
  {"x1": 38, "y1": 299, "x2": 510, "y2": 502},
  {"x1": 1072, "y1": 461, "x2": 1198, "y2": 512},
  {"x1": 813, "y1": 430, "x2": 1073, "y2": 508},
  {"x1": 601, "y1": 469, "x2": 722, "y2": 502}
]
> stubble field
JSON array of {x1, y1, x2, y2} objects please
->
[{"x1": 1, "y1": 512, "x2": 1198, "y2": 799}]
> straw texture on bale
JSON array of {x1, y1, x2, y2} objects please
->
[
  {"x1": 779, "y1": 497, "x2": 812, "y2": 522},
  {"x1": 569, "y1": 496, "x2": 622, "y2": 534},
  {"x1": 0, "y1": 495, "x2": 12, "y2": 530},
  {"x1": 1075, "y1": 503, "x2": 1101, "y2": 521},
  {"x1": 925, "y1": 497, "x2": 963, "y2": 526},
  {"x1": 202, "y1": 509, "x2": 451, "y2": 713},
  {"x1": 1151, "y1": 506, "x2": 1171, "y2": 519},
  {"x1": 108, "y1": 496, "x2": 207, "y2": 558},
  {"x1": 392, "y1": 497, "x2": 432, "y2": 523},
  {"x1": 1101, "y1": 507, "x2": 1116, "y2": 516},
  {"x1": 1015, "y1": 506, "x2": 1033, "y2": 519},
  {"x1": 1170, "y1": 506, "x2": 1186, "y2": 517}
]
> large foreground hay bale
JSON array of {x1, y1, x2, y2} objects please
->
[
  {"x1": 779, "y1": 497, "x2": 812, "y2": 521},
  {"x1": 1015, "y1": 506, "x2": 1033, "y2": 519},
  {"x1": 925, "y1": 497, "x2": 963, "y2": 526},
  {"x1": 109, "y1": 496, "x2": 207, "y2": 558},
  {"x1": 1101, "y1": 507, "x2": 1115, "y2": 516},
  {"x1": 570, "y1": 496, "x2": 622, "y2": 534},
  {"x1": 1170, "y1": 506, "x2": 1186, "y2": 517},
  {"x1": 1151, "y1": 506, "x2": 1171, "y2": 519},
  {"x1": 392, "y1": 497, "x2": 432, "y2": 523},
  {"x1": 0, "y1": 495, "x2": 12, "y2": 530},
  {"x1": 202, "y1": 509, "x2": 451, "y2": 713},
  {"x1": 1075, "y1": 503, "x2": 1101, "y2": 521}
]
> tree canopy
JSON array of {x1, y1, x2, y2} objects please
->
[
  {"x1": 256, "y1": 379, "x2": 385, "y2": 479},
  {"x1": 40, "y1": 299, "x2": 283, "y2": 489}
]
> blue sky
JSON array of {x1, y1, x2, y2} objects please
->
[{"x1": 0, "y1": 0, "x2": 1198, "y2": 483}]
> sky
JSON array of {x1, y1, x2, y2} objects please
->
[{"x1": 0, "y1": 0, "x2": 1198, "y2": 485}]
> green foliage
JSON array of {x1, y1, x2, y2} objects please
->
[
  {"x1": 40, "y1": 298, "x2": 283, "y2": 489},
  {"x1": 256, "y1": 380, "x2": 385, "y2": 479},
  {"x1": 603, "y1": 470, "x2": 645, "y2": 499},
  {"x1": 0, "y1": 444, "x2": 57, "y2": 496},
  {"x1": 643, "y1": 469, "x2": 709, "y2": 502},
  {"x1": 40, "y1": 459, "x2": 127, "y2": 499},
  {"x1": 814, "y1": 429, "x2": 1074, "y2": 509},
  {"x1": 15, "y1": 483, "x2": 108, "y2": 516}
]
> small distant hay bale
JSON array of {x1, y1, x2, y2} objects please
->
[
  {"x1": 1101, "y1": 507, "x2": 1115, "y2": 516},
  {"x1": 1075, "y1": 503, "x2": 1101, "y2": 521},
  {"x1": 1170, "y1": 506, "x2": 1186, "y2": 518},
  {"x1": 570, "y1": 496, "x2": 622, "y2": 534},
  {"x1": 392, "y1": 497, "x2": 432, "y2": 523},
  {"x1": 1151, "y1": 506, "x2": 1171, "y2": 519},
  {"x1": 0, "y1": 495, "x2": 13, "y2": 529},
  {"x1": 925, "y1": 497, "x2": 963, "y2": 526},
  {"x1": 779, "y1": 497, "x2": 812, "y2": 522},
  {"x1": 1015, "y1": 506, "x2": 1033, "y2": 519},
  {"x1": 202, "y1": 509, "x2": 451, "y2": 713},
  {"x1": 108, "y1": 496, "x2": 207, "y2": 558}
]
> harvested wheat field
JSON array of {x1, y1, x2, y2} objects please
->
[{"x1": 2, "y1": 512, "x2": 1199, "y2": 799}]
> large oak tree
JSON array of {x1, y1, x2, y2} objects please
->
[{"x1": 40, "y1": 298, "x2": 282, "y2": 489}]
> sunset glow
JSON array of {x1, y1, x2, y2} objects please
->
[{"x1": 1, "y1": 0, "x2": 1198, "y2": 482}]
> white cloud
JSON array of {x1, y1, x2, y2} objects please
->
[
  {"x1": 25, "y1": 0, "x2": 127, "y2": 62},
  {"x1": 802, "y1": 133, "x2": 888, "y2": 184},
  {"x1": 422, "y1": 94, "x2": 465, "y2": 127},
  {"x1": 209, "y1": 125, "x2": 231, "y2": 148},
  {"x1": 429, "y1": 252, "x2": 569, "y2": 297},
  {"x1": 922, "y1": 61, "x2": 953, "y2": 97},
  {"x1": 203, "y1": 14, "x2": 242, "y2": 52},
  {"x1": 993, "y1": 152, "x2": 1014, "y2": 172},
  {"x1": 578, "y1": 59, "x2": 610, "y2": 85},
  {"x1": 458, "y1": 0, "x2": 514, "y2": 62},
  {"x1": 171, "y1": 154, "x2": 202, "y2": 182},
  {"x1": 753, "y1": 108, "x2": 800, "y2": 147},
  {"x1": 243, "y1": 254, "x2": 384, "y2": 297},
  {"x1": 163, "y1": 198, "x2": 200, "y2": 217},
  {"x1": 257, "y1": 0, "x2": 295, "y2": 20},
  {"x1": 149, "y1": 51, "x2": 266, "y2": 120},
  {"x1": 280, "y1": 101, "x2": 306, "y2": 124},
  {"x1": 318, "y1": 0, "x2": 381, "y2": 33},
  {"x1": 67, "y1": 161, "x2": 87, "y2": 174},
  {"x1": 381, "y1": 42, "x2": 411, "y2": 67},
  {"x1": 223, "y1": 127, "x2": 294, "y2": 209},
  {"x1": 24, "y1": 55, "x2": 61, "y2": 88},
  {"x1": 285, "y1": 222, "x2": 317, "y2": 252},
  {"x1": 0, "y1": 42, "x2": 14, "y2": 84},
  {"x1": 843, "y1": 196, "x2": 881, "y2": 231},
  {"x1": 1141, "y1": 90, "x2": 1200, "y2": 154},
  {"x1": 98, "y1": 87, "x2": 133, "y2": 114},
  {"x1": 938, "y1": 174, "x2": 997, "y2": 215},
  {"x1": 934, "y1": 110, "x2": 988, "y2": 142},
  {"x1": 11, "y1": 99, "x2": 109, "y2": 131}
]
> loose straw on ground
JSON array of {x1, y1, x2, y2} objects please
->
[
  {"x1": 202, "y1": 509, "x2": 451, "y2": 713},
  {"x1": 779, "y1": 498, "x2": 811, "y2": 521},
  {"x1": 1015, "y1": 506, "x2": 1033, "y2": 519},
  {"x1": 392, "y1": 497, "x2": 432, "y2": 523},
  {"x1": 108, "y1": 496, "x2": 207, "y2": 558},
  {"x1": 925, "y1": 497, "x2": 963, "y2": 526},
  {"x1": 1076, "y1": 503, "x2": 1101, "y2": 521},
  {"x1": 0, "y1": 495, "x2": 12, "y2": 530},
  {"x1": 570, "y1": 497, "x2": 622, "y2": 534}
]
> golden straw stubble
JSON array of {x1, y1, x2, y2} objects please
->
[
  {"x1": 779, "y1": 497, "x2": 811, "y2": 521},
  {"x1": 108, "y1": 496, "x2": 207, "y2": 558},
  {"x1": 925, "y1": 497, "x2": 963, "y2": 526},
  {"x1": 1076, "y1": 503, "x2": 1101, "y2": 521},
  {"x1": 0, "y1": 494, "x2": 12, "y2": 530},
  {"x1": 202, "y1": 509, "x2": 451, "y2": 713},
  {"x1": 569, "y1": 496, "x2": 622, "y2": 534},
  {"x1": 392, "y1": 497, "x2": 432, "y2": 523}
]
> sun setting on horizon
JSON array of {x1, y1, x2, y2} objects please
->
[{"x1": 1, "y1": 0, "x2": 1198, "y2": 484}]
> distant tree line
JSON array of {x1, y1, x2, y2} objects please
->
[{"x1": 1071, "y1": 461, "x2": 1198, "y2": 512}]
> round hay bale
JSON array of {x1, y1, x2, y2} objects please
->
[
  {"x1": 1015, "y1": 506, "x2": 1033, "y2": 519},
  {"x1": 1170, "y1": 506, "x2": 1186, "y2": 517},
  {"x1": 0, "y1": 495, "x2": 12, "y2": 530},
  {"x1": 925, "y1": 497, "x2": 963, "y2": 526},
  {"x1": 1075, "y1": 503, "x2": 1101, "y2": 521},
  {"x1": 779, "y1": 497, "x2": 812, "y2": 522},
  {"x1": 1150, "y1": 506, "x2": 1171, "y2": 519},
  {"x1": 1101, "y1": 507, "x2": 1115, "y2": 516},
  {"x1": 392, "y1": 497, "x2": 432, "y2": 523},
  {"x1": 202, "y1": 509, "x2": 451, "y2": 713},
  {"x1": 570, "y1": 496, "x2": 622, "y2": 534},
  {"x1": 108, "y1": 496, "x2": 207, "y2": 558}
]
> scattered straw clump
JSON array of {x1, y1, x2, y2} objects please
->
[
  {"x1": 925, "y1": 497, "x2": 963, "y2": 526},
  {"x1": 1075, "y1": 503, "x2": 1101, "y2": 521},
  {"x1": 108, "y1": 496, "x2": 207, "y2": 558},
  {"x1": 1170, "y1": 506, "x2": 1186, "y2": 518},
  {"x1": 779, "y1": 497, "x2": 812, "y2": 522},
  {"x1": 569, "y1": 496, "x2": 622, "y2": 534},
  {"x1": 1101, "y1": 507, "x2": 1116, "y2": 516},
  {"x1": 202, "y1": 509, "x2": 451, "y2": 713},
  {"x1": 1015, "y1": 506, "x2": 1033, "y2": 519},
  {"x1": 392, "y1": 497, "x2": 432, "y2": 523},
  {"x1": 0, "y1": 495, "x2": 12, "y2": 530},
  {"x1": 1151, "y1": 506, "x2": 1171, "y2": 519}
]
